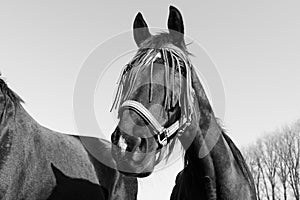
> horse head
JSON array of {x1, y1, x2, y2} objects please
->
[{"x1": 111, "y1": 6, "x2": 198, "y2": 177}]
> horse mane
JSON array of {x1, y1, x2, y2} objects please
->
[
  {"x1": 222, "y1": 132, "x2": 256, "y2": 194},
  {"x1": 0, "y1": 78, "x2": 24, "y2": 122}
]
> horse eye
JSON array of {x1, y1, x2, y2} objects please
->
[{"x1": 154, "y1": 57, "x2": 164, "y2": 64}]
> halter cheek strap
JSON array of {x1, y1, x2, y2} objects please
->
[{"x1": 120, "y1": 100, "x2": 189, "y2": 147}]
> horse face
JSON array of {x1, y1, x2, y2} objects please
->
[{"x1": 111, "y1": 60, "x2": 182, "y2": 177}]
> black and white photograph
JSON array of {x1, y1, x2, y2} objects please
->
[{"x1": 0, "y1": 1, "x2": 299, "y2": 200}]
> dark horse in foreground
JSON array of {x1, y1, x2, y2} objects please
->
[
  {"x1": 0, "y1": 78, "x2": 137, "y2": 200},
  {"x1": 111, "y1": 6, "x2": 256, "y2": 199}
]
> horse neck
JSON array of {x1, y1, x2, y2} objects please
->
[
  {"x1": 0, "y1": 93, "x2": 32, "y2": 198},
  {"x1": 181, "y1": 108, "x2": 228, "y2": 176},
  {"x1": 185, "y1": 113, "x2": 234, "y2": 176},
  {"x1": 185, "y1": 66, "x2": 234, "y2": 175},
  {"x1": 184, "y1": 113, "x2": 256, "y2": 199},
  {"x1": 177, "y1": 67, "x2": 240, "y2": 196},
  {"x1": 0, "y1": 93, "x2": 41, "y2": 171},
  {"x1": 179, "y1": 69, "x2": 256, "y2": 199}
]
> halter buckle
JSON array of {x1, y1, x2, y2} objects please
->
[{"x1": 157, "y1": 129, "x2": 168, "y2": 146}]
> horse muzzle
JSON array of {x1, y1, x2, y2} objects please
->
[{"x1": 111, "y1": 128, "x2": 148, "y2": 162}]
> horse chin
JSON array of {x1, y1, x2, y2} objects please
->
[
  {"x1": 112, "y1": 152, "x2": 155, "y2": 178},
  {"x1": 114, "y1": 158, "x2": 154, "y2": 178}
]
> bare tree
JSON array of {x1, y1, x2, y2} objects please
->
[
  {"x1": 285, "y1": 122, "x2": 300, "y2": 200},
  {"x1": 275, "y1": 128, "x2": 290, "y2": 200},
  {"x1": 256, "y1": 139, "x2": 271, "y2": 200},
  {"x1": 242, "y1": 145, "x2": 263, "y2": 200},
  {"x1": 242, "y1": 119, "x2": 300, "y2": 200},
  {"x1": 264, "y1": 134, "x2": 278, "y2": 200}
]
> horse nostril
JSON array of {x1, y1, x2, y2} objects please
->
[
  {"x1": 138, "y1": 138, "x2": 147, "y2": 153},
  {"x1": 111, "y1": 127, "x2": 145, "y2": 155}
]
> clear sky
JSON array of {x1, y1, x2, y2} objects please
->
[{"x1": 1, "y1": 1, "x2": 300, "y2": 200}]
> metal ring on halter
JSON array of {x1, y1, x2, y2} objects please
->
[{"x1": 156, "y1": 129, "x2": 168, "y2": 147}]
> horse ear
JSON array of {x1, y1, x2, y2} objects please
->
[
  {"x1": 133, "y1": 12, "x2": 151, "y2": 47},
  {"x1": 51, "y1": 163, "x2": 66, "y2": 184},
  {"x1": 167, "y1": 6, "x2": 184, "y2": 44}
]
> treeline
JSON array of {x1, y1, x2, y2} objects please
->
[{"x1": 242, "y1": 120, "x2": 300, "y2": 200}]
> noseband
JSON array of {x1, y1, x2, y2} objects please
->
[{"x1": 119, "y1": 100, "x2": 190, "y2": 148}]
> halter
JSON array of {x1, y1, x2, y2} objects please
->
[{"x1": 119, "y1": 100, "x2": 190, "y2": 147}]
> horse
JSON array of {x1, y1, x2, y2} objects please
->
[
  {"x1": 47, "y1": 163, "x2": 108, "y2": 200},
  {"x1": 110, "y1": 5, "x2": 256, "y2": 199},
  {"x1": 0, "y1": 78, "x2": 137, "y2": 200}
]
